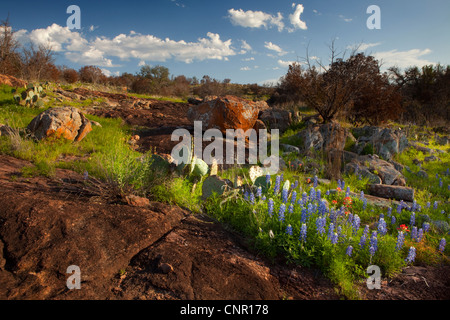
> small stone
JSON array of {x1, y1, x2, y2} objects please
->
[
  {"x1": 125, "y1": 195, "x2": 150, "y2": 207},
  {"x1": 159, "y1": 263, "x2": 174, "y2": 274}
]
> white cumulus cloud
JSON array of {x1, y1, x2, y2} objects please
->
[
  {"x1": 289, "y1": 3, "x2": 307, "y2": 31},
  {"x1": 228, "y1": 8, "x2": 284, "y2": 32},
  {"x1": 278, "y1": 59, "x2": 297, "y2": 68},
  {"x1": 265, "y1": 41, "x2": 287, "y2": 56},
  {"x1": 372, "y1": 48, "x2": 434, "y2": 69},
  {"x1": 13, "y1": 24, "x2": 237, "y2": 67}
]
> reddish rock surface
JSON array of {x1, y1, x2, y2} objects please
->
[
  {"x1": 27, "y1": 107, "x2": 92, "y2": 142},
  {"x1": 187, "y1": 95, "x2": 263, "y2": 133},
  {"x1": 0, "y1": 74, "x2": 27, "y2": 88}
]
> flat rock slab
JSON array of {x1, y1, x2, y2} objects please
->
[
  {"x1": 0, "y1": 155, "x2": 189, "y2": 300},
  {"x1": 368, "y1": 184, "x2": 415, "y2": 202},
  {"x1": 112, "y1": 214, "x2": 339, "y2": 300}
]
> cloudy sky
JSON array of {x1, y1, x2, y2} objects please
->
[{"x1": 3, "y1": 0, "x2": 449, "y2": 84}]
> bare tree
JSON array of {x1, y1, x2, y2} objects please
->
[
  {"x1": 0, "y1": 17, "x2": 21, "y2": 76},
  {"x1": 21, "y1": 43, "x2": 56, "y2": 81}
]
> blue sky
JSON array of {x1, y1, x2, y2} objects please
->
[{"x1": 3, "y1": 0, "x2": 450, "y2": 84}]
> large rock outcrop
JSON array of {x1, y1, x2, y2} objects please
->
[
  {"x1": 352, "y1": 126, "x2": 408, "y2": 160},
  {"x1": 27, "y1": 107, "x2": 92, "y2": 142},
  {"x1": 296, "y1": 122, "x2": 349, "y2": 153},
  {"x1": 0, "y1": 74, "x2": 27, "y2": 88},
  {"x1": 187, "y1": 95, "x2": 265, "y2": 133},
  {"x1": 345, "y1": 154, "x2": 406, "y2": 186},
  {"x1": 258, "y1": 108, "x2": 292, "y2": 133}
]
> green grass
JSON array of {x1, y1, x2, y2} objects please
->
[{"x1": 127, "y1": 92, "x2": 187, "y2": 103}]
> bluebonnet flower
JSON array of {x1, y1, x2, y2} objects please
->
[
  {"x1": 363, "y1": 198, "x2": 367, "y2": 210},
  {"x1": 288, "y1": 204, "x2": 294, "y2": 214},
  {"x1": 395, "y1": 231, "x2": 405, "y2": 251},
  {"x1": 423, "y1": 222, "x2": 430, "y2": 233},
  {"x1": 266, "y1": 174, "x2": 271, "y2": 186},
  {"x1": 360, "y1": 191, "x2": 365, "y2": 201},
  {"x1": 327, "y1": 223, "x2": 335, "y2": 240},
  {"x1": 397, "y1": 203, "x2": 403, "y2": 214},
  {"x1": 410, "y1": 212, "x2": 415, "y2": 226},
  {"x1": 337, "y1": 226, "x2": 344, "y2": 242},
  {"x1": 352, "y1": 214, "x2": 361, "y2": 235},
  {"x1": 280, "y1": 173, "x2": 284, "y2": 182},
  {"x1": 439, "y1": 238, "x2": 446, "y2": 253},
  {"x1": 346, "y1": 245, "x2": 353, "y2": 257},
  {"x1": 286, "y1": 224, "x2": 293, "y2": 236},
  {"x1": 301, "y1": 206, "x2": 308, "y2": 223},
  {"x1": 341, "y1": 180, "x2": 345, "y2": 190},
  {"x1": 329, "y1": 208, "x2": 337, "y2": 224},
  {"x1": 345, "y1": 186, "x2": 351, "y2": 198},
  {"x1": 278, "y1": 204, "x2": 286, "y2": 222},
  {"x1": 316, "y1": 189, "x2": 321, "y2": 201},
  {"x1": 316, "y1": 217, "x2": 326, "y2": 235},
  {"x1": 313, "y1": 175, "x2": 318, "y2": 188},
  {"x1": 411, "y1": 226, "x2": 417, "y2": 240},
  {"x1": 405, "y1": 247, "x2": 416, "y2": 263},
  {"x1": 426, "y1": 202, "x2": 431, "y2": 209},
  {"x1": 307, "y1": 202, "x2": 314, "y2": 214},
  {"x1": 326, "y1": 190, "x2": 330, "y2": 196},
  {"x1": 433, "y1": 201, "x2": 438, "y2": 210},
  {"x1": 83, "y1": 170, "x2": 89, "y2": 180},
  {"x1": 436, "y1": 173, "x2": 439, "y2": 179},
  {"x1": 411, "y1": 200, "x2": 417, "y2": 212},
  {"x1": 274, "y1": 175, "x2": 281, "y2": 194},
  {"x1": 256, "y1": 186, "x2": 262, "y2": 198},
  {"x1": 309, "y1": 187, "x2": 316, "y2": 201},
  {"x1": 377, "y1": 217, "x2": 387, "y2": 235},
  {"x1": 330, "y1": 232, "x2": 338, "y2": 245},
  {"x1": 347, "y1": 213, "x2": 354, "y2": 225},
  {"x1": 281, "y1": 188, "x2": 289, "y2": 203},
  {"x1": 249, "y1": 192, "x2": 255, "y2": 205},
  {"x1": 337, "y1": 179, "x2": 342, "y2": 190},
  {"x1": 291, "y1": 191, "x2": 297, "y2": 204},
  {"x1": 293, "y1": 180, "x2": 299, "y2": 190},
  {"x1": 387, "y1": 207, "x2": 392, "y2": 217},
  {"x1": 416, "y1": 228, "x2": 423, "y2": 242},
  {"x1": 302, "y1": 192, "x2": 308, "y2": 204},
  {"x1": 391, "y1": 215, "x2": 396, "y2": 225},
  {"x1": 363, "y1": 225, "x2": 369, "y2": 236},
  {"x1": 300, "y1": 223, "x2": 307, "y2": 242},
  {"x1": 261, "y1": 195, "x2": 267, "y2": 201},
  {"x1": 441, "y1": 210, "x2": 445, "y2": 215},
  {"x1": 359, "y1": 234, "x2": 367, "y2": 249},
  {"x1": 268, "y1": 198, "x2": 274, "y2": 216},
  {"x1": 369, "y1": 245, "x2": 376, "y2": 257},
  {"x1": 369, "y1": 231, "x2": 378, "y2": 254},
  {"x1": 244, "y1": 191, "x2": 249, "y2": 201},
  {"x1": 318, "y1": 201, "x2": 327, "y2": 216}
]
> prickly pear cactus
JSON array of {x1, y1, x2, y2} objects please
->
[
  {"x1": 254, "y1": 175, "x2": 271, "y2": 193},
  {"x1": 190, "y1": 156, "x2": 209, "y2": 178}
]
